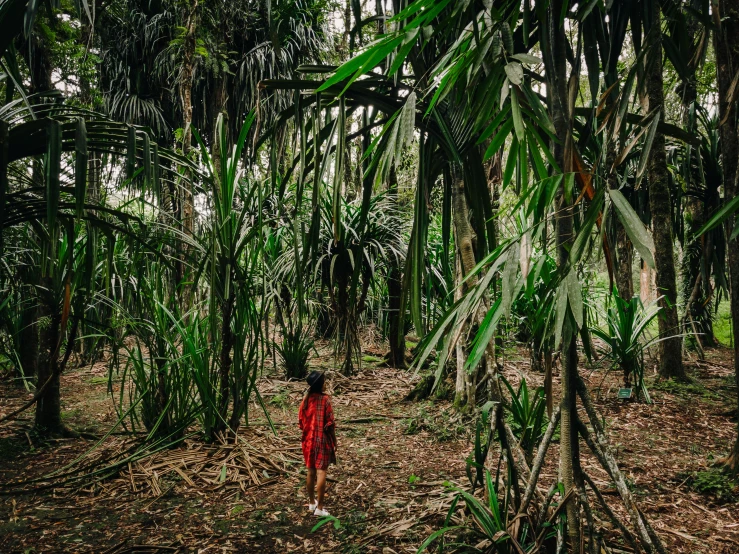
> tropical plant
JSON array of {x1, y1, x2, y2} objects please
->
[
  {"x1": 275, "y1": 323, "x2": 315, "y2": 380},
  {"x1": 502, "y1": 376, "x2": 548, "y2": 464},
  {"x1": 191, "y1": 111, "x2": 268, "y2": 437},
  {"x1": 105, "y1": 264, "x2": 200, "y2": 439},
  {"x1": 418, "y1": 471, "x2": 512, "y2": 554},
  {"x1": 591, "y1": 290, "x2": 662, "y2": 403}
]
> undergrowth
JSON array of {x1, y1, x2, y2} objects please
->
[
  {"x1": 404, "y1": 406, "x2": 467, "y2": 442},
  {"x1": 683, "y1": 467, "x2": 739, "y2": 503},
  {"x1": 652, "y1": 377, "x2": 722, "y2": 401}
]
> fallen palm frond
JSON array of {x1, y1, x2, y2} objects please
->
[
  {"x1": 0, "y1": 427, "x2": 300, "y2": 500},
  {"x1": 102, "y1": 430, "x2": 301, "y2": 500}
]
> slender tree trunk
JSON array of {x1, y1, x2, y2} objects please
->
[
  {"x1": 615, "y1": 227, "x2": 634, "y2": 299},
  {"x1": 681, "y1": 4, "x2": 715, "y2": 346},
  {"x1": 216, "y1": 291, "x2": 235, "y2": 437},
  {"x1": 343, "y1": 0, "x2": 351, "y2": 56},
  {"x1": 179, "y1": 0, "x2": 198, "y2": 308},
  {"x1": 453, "y1": 252, "x2": 467, "y2": 407},
  {"x1": 25, "y1": 29, "x2": 66, "y2": 433},
  {"x1": 386, "y1": 166, "x2": 406, "y2": 368},
  {"x1": 715, "y1": 0, "x2": 739, "y2": 473},
  {"x1": 451, "y1": 166, "x2": 481, "y2": 409},
  {"x1": 546, "y1": 0, "x2": 580, "y2": 548},
  {"x1": 605, "y1": 92, "x2": 634, "y2": 298},
  {"x1": 645, "y1": 1, "x2": 685, "y2": 380},
  {"x1": 35, "y1": 278, "x2": 63, "y2": 434},
  {"x1": 211, "y1": 74, "x2": 227, "y2": 180},
  {"x1": 19, "y1": 18, "x2": 54, "y2": 386}
]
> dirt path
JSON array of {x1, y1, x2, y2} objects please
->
[{"x1": 1, "y1": 343, "x2": 738, "y2": 553}]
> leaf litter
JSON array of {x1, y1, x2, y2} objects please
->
[{"x1": 0, "y1": 341, "x2": 738, "y2": 552}]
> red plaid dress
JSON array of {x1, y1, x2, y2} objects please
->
[{"x1": 299, "y1": 393, "x2": 336, "y2": 470}]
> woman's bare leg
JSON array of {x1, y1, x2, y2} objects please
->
[
  {"x1": 316, "y1": 469, "x2": 327, "y2": 509},
  {"x1": 307, "y1": 468, "x2": 316, "y2": 504}
]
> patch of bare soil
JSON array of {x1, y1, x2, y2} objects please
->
[{"x1": 0, "y1": 341, "x2": 738, "y2": 553}]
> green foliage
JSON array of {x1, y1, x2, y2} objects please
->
[
  {"x1": 106, "y1": 272, "x2": 200, "y2": 439},
  {"x1": 591, "y1": 290, "x2": 662, "y2": 402},
  {"x1": 311, "y1": 515, "x2": 342, "y2": 533},
  {"x1": 466, "y1": 402, "x2": 495, "y2": 491},
  {"x1": 275, "y1": 324, "x2": 314, "y2": 380},
  {"x1": 510, "y1": 253, "x2": 557, "y2": 369},
  {"x1": 686, "y1": 468, "x2": 739, "y2": 503},
  {"x1": 502, "y1": 376, "x2": 548, "y2": 462},
  {"x1": 418, "y1": 471, "x2": 510, "y2": 554}
]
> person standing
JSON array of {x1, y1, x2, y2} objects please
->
[{"x1": 299, "y1": 371, "x2": 336, "y2": 516}]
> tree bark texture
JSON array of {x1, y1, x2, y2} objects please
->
[
  {"x1": 216, "y1": 291, "x2": 235, "y2": 437},
  {"x1": 681, "y1": 4, "x2": 715, "y2": 346},
  {"x1": 715, "y1": 0, "x2": 739, "y2": 473},
  {"x1": 451, "y1": 170, "x2": 479, "y2": 409},
  {"x1": 605, "y1": 97, "x2": 634, "y2": 299},
  {"x1": 645, "y1": 1, "x2": 685, "y2": 380}
]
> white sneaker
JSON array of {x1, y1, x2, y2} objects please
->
[
  {"x1": 308, "y1": 502, "x2": 317, "y2": 512},
  {"x1": 314, "y1": 507, "x2": 331, "y2": 517}
]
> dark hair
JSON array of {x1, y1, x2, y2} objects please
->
[{"x1": 306, "y1": 371, "x2": 325, "y2": 394}]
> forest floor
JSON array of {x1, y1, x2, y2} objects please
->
[{"x1": 1, "y1": 337, "x2": 739, "y2": 553}]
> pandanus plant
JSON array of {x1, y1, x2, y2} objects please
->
[
  {"x1": 0, "y1": 103, "x2": 199, "y2": 434},
  {"x1": 192, "y1": 111, "x2": 268, "y2": 438},
  {"x1": 314, "y1": 192, "x2": 405, "y2": 375},
  {"x1": 591, "y1": 290, "x2": 662, "y2": 403}
]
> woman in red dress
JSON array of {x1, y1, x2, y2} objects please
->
[{"x1": 298, "y1": 371, "x2": 336, "y2": 516}]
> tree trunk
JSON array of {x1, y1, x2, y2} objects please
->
[
  {"x1": 216, "y1": 290, "x2": 235, "y2": 438},
  {"x1": 645, "y1": 1, "x2": 685, "y2": 380},
  {"x1": 605, "y1": 93, "x2": 634, "y2": 298},
  {"x1": 179, "y1": 0, "x2": 198, "y2": 309},
  {"x1": 451, "y1": 167, "x2": 480, "y2": 410},
  {"x1": 386, "y1": 166, "x2": 406, "y2": 368},
  {"x1": 681, "y1": 4, "x2": 715, "y2": 347},
  {"x1": 715, "y1": 0, "x2": 739, "y2": 473},
  {"x1": 546, "y1": 0, "x2": 580, "y2": 548},
  {"x1": 453, "y1": 251, "x2": 467, "y2": 407},
  {"x1": 615, "y1": 226, "x2": 634, "y2": 299},
  {"x1": 640, "y1": 258, "x2": 656, "y2": 303},
  {"x1": 35, "y1": 278, "x2": 63, "y2": 434}
]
